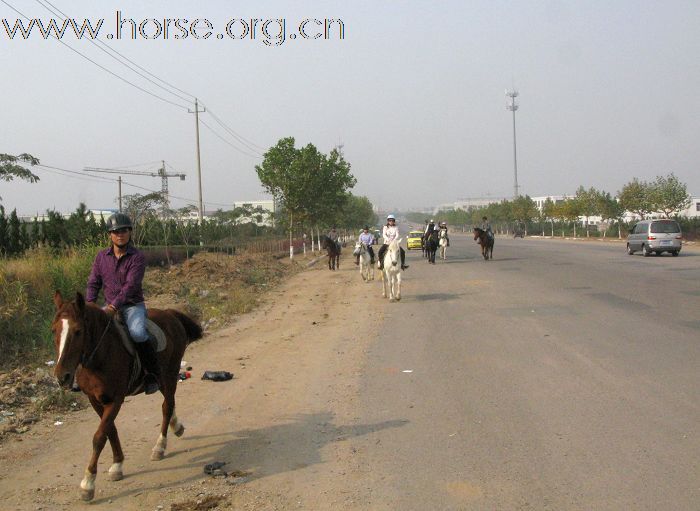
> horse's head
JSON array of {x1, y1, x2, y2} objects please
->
[
  {"x1": 387, "y1": 238, "x2": 402, "y2": 266},
  {"x1": 473, "y1": 228, "x2": 482, "y2": 240},
  {"x1": 51, "y1": 291, "x2": 90, "y2": 389}
]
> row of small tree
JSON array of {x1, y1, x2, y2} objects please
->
[
  {"x1": 255, "y1": 137, "x2": 366, "y2": 254},
  {"x1": 410, "y1": 173, "x2": 693, "y2": 238}
]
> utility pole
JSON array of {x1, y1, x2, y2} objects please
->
[
  {"x1": 506, "y1": 89, "x2": 519, "y2": 199},
  {"x1": 117, "y1": 176, "x2": 123, "y2": 212},
  {"x1": 189, "y1": 98, "x2": 206, "y2": 227}
]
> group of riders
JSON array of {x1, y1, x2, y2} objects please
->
[{"x1": 348, "y1": 214, "x2": 495, "y2": 267}]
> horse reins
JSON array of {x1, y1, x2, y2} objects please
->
[{"x1": 81, "y1": 317, "x2": 113, "y2": 369}]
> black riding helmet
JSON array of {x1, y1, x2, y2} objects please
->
[{"x1": 106, "y1": 213, "x2": 133, "y2": 232}]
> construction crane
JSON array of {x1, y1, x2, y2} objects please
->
[{"x1": 83, "y1": 161, "x2": 186, "y2": 212}]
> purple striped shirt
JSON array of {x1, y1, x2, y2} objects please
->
[{"x1": 86, "y1": 245, "x2": 146, "y2": 309}]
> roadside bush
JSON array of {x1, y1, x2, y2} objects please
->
[{"x1": 0, "y1": 246, "x2": 98, "y2": 367}]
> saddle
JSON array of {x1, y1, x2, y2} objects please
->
[{"x1": 113, "y1": 318, "x2": 167, "y2": 395}]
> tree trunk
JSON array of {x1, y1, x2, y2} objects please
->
[{"x1": 289, "y1": 212, "x2": 294, "y2": 259}]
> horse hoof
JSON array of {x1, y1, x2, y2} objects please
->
[
  {"x1": 108, "y1": 471, "x2": 123, "y2": 481},
  {"x1": 151, "y1": 450, "x2": 165, "y2": 461},
  {"x1": 174, "y1": 424, "x2": 185, "y2": 437},
  {"x1": 80, "y1": 489, "x2": 95, "y2": 501}
]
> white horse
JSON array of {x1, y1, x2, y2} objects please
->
[
  {"x1": 353, "y1": 241, "x2": 375, "y2": 282},
  {"x1": 439, "y1": 229, "x2": 448, "y2": 260},
  {"x1": 380, "y1": 238, "x2": 403, "y2": 301}
]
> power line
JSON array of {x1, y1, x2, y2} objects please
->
[
  {"x1": 202, "y1": 105, "x2": 266, "y2": 154},
  {"x1": 34, "y1": 0, "x2": 195, "y2": 104},
  {"x1": 1, "y1": 0, "x2": 190, "y2": 111},
  {"x1": 199, "y1": 118, "x2": 262, "y2": 159}
]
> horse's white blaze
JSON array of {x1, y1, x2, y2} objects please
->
[
  {"x1": 80, "y1": 470, "x2": 96, "y2": 491},
  {"x1": 108, "y1": 462, "x2": 123, "y2": 475},
  {"x1": 58, "y1": 319, "x2": 69, "y2": 361}
]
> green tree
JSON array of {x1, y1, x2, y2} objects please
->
[
  {"x1": 256, "y1": 138, "x2": 356, "y2": 257},
  {"x1": 510, "y1": 195, "x2": 537, "y2": 235},
  {"x1": 123, "y1": 192, "x2": 166, "y2": 245},
  {"x1": 0, "y1": 153, "x2": 40, "y2": 200},
  {"x1": 0, "y1": 206, "x2": 7, "y2": 255},
  {"x1": 618, "y1": 178, "x2": 653, "y2": 220},
  {"x1": 542, "y1": 198, "x2": 556, "y2": 236},
  {"x1": 575, "y1": 186, "x2": 602, "y2": 237},
  {"x1": 597, "y1": 192, "x2": 625, "y2": 238},
  {"x1": 651, "y1": 173, "x2": 691, "y2": 218},
  {"x1": 7, "y1": 209, "x2": 22, "y2": 255},
  {"x1": 561, "y1": 197, "x2": 582, "y2": 238}
]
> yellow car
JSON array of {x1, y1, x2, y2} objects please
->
[{"x1": 407, "y1": 230, "x2": 424, "y2": 250}]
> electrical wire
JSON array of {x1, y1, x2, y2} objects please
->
[
  {"x1": 202, "y1": 105, "x2": 266, "y2": 154},
  {"x1": 199, "y1": 118, "x2": 262, "y2": 159},
  {"x1": 35, "y1": 0, "x2": 195, "y2": 104},
  {"x1": 2, "y1": 0, "x2": 190, "y2": 110}
]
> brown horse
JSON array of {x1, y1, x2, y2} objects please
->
[
  {"x1": 51, "y1": 291, "x2": 202, "y2": 501},
  {"x1": 473, "y1": 227, "x2": 494, "y2": 260},
  {"x1": 320, "y1": 235, "x2": 341, "y2": 270}
]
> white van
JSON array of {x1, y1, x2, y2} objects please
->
[{"x1": 626, "y1": 219, "x2": 682, "y2": 257}]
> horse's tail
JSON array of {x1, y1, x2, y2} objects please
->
[{"x1": 169, "y1": 309, "x2": 203, "y2": 344}]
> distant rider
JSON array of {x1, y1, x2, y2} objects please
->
[
  {"x1": 479, "y1": 216, "x2": 494, "y2": 244},
  {"x1": 439, "y1": 221, "x2": 450, "y2": 247},
  {"x1": 328, "y1": 226, "x2": 341, "y2": 251},
  {"x1": 355, "y1": 226, "x2": 376, "y2": 265},
  {"x1": 377, "y1": 214, "x2": 409, "y2": 270},
  {"x1": 85, "y1": 213, "x2": 160, "y2": 395}
]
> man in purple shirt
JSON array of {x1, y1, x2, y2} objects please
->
[{"x1": 86, "y1": 213, "x2": 160, "y2": 394}]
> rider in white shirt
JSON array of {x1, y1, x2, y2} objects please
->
[
  {"x1": 355, "y1": 226, "x2": 376, "y2": 265},
  {"x1": 377, "y1": 214, "x2": 408, "y2": 270},
  {"x1": 439, "y1": 221, "x2": 450, "y2": 246}
]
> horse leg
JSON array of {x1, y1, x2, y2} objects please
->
[
  {"x1": 81, "y1": 399, "x2": 123, "y2": 501},
  {"x1": 88, "y1": 396, "x2": 125, "y2": 481},
  {"x1": 152, "y1": 384, "x2": 178, "y2": 461},
  {"x1": 382, "y1": 270, "x2": 388, "y2": 298}
]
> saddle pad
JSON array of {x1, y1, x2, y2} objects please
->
[{"x1": 115, "y1": 319, "x2": 167, "y2": 355}]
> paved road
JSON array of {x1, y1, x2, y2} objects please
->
[{"x1": 350, "y1": 235, "x2": 700, "y2": 510}]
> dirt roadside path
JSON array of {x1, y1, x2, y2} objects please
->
[{"x1": 0, "y1": 259, "x2": 386, "y2": 510}]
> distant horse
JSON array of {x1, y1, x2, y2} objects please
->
[
  {"x1": 381, "y1": 238, "x2": 403, "y2": 301},
  {"x1": 473, "y1": 227, "x2": 494, "y2": 260},
  {"x1": 439, "y1": 229, "x2": 448, "y2": 260},
  {"x1": 353, "y1": 241, "x2": 375, "y2": 281},
  {"x1": 51, "y1": 291, "x2": 202, "y2": 501},
  {"x1": 424, "y1": 230, "x2": 439, "y2": 264},
  {"x1": 320, "y1": 235, "x2": 341, "y2": 270}
]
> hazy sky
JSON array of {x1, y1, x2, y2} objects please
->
[{"x1": 2, "y1": 0, "x2": 699, "y2": 215}]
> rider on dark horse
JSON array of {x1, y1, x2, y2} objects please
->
[
  {"x1": 355, "y1": 225, "x2": 376, "y2": 265},
  {"x1": 377, "y1": 214, "x2": 409, "y2": 270},
  {"x1": 85, "y1": 213, "x2": 160, "y2": 395},
  {"x1": 328, "y1": 226, "x2": 341, "y2": 252},
  {"x1": 478, "y1": 216, "x2": 494, "y2": 244}
]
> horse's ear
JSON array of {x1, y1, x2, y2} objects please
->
[
  {"x1": 75, "y1": 292, "x2": 85, "y2": 312},
  {"x1": 53, "y1": 290, "x2": 63, "y2": 309},
  {"x1": 397, "y1": 238, "x2": 403, "y2": 244}
]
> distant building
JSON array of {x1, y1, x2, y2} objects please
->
[{"x1": 232, "y1": 200, "x2": 275, "y2": 226}]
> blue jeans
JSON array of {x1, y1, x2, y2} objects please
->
[{"x1": 122, "y1": 302, "x2": 149, "y2": 343}]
